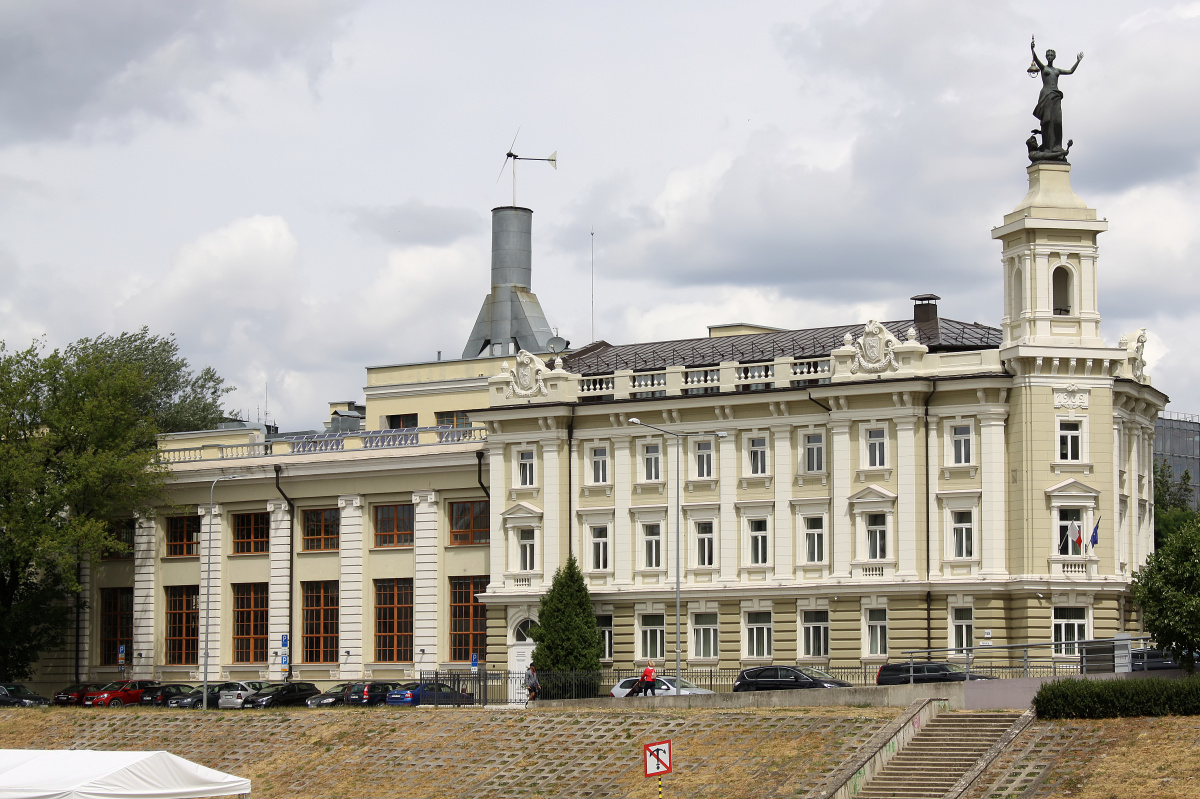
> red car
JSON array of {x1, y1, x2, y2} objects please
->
[
  {"x1": 53, "y1": 683, "x2": 106, "y2": 706},
  {"x1": 82, "y1": 680, "x2": 160, "y2": 707}
]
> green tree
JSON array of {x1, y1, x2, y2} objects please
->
[
  {"x1": 1154, "y1": 459, "x2": 1197, "y2": 549},
  {"x1": 1131, "y1": 517, "x2": 1200, "y2": 674},
  {"x1": 530, "y1": 554, "x2": 602, "y2": 673}
]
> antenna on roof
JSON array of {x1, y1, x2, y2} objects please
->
[
  {"x1": 590, "y1": 226, "x2": 595, "y2": 343},
  {"x1": 496, "y1": 128, "x2": 557, "y2": 206}
]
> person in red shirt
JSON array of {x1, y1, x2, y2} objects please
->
[{"x1": 641, "y1": 660, "x2": 657, "y2": 697}]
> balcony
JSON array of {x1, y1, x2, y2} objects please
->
[
  {"x1": 573, "y1": 356, "x2": 833, "y2": 402},
  {"x1": 158, "y1": 425, "x2": 488, "y2": 464}
]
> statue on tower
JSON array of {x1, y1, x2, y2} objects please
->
[{"x1": 1026, "y1": 35, "x2": 1083, "y2": 164}]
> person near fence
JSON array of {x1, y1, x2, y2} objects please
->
[
  {"x1": 525, "y1": 664, "x2": 540, "y2": 705},
  {"x1": 641, "y1": 660, "x2": 657, "y2": 697}
]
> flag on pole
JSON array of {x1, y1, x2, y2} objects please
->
[
  {"x1": 1071, "y1": 521, "x2": 1083, "y2": 551},
  {"x1": 1090, "y1": 520, "x2": 1100, "y2": 550}
]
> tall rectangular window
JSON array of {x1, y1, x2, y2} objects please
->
[
  {"x1": 802, "y1": 610, "x2": 829, "y2": 657},
  {"x1": 953, "y1": 511, "x2": 974, "y2": 558},
  {"x1": 518, "y1": 450, "x2": 536, "y2": 487},
  {"x1": 952, "y1": 424, "x2": 973, "y2": 464},
  {"x1": 374, "y1": 578, "x2": 413, "y2": 663},
  {"x1": 164, "y1": 585, "x2": 199, "y2": 665},
  {"x1": 302, "y1": 581, "x2": 339, "y2": 663},
  {"x1": 805, "y1": 433, "x2": 824, "y2": 473},
  {"x1": 449, "y1": 576, "x2": 489, "y2": 661},
  {"x1": 596, "y1": 615, "x2": 614, "y2": 661},
  {"x1": 374, "y1": 504, "x2": 414, "y2": 547},
  {"x1": 747, "y1": 611, "x2": 772, "y2": 657},
  {"x1": 644, "y1": 443, "x2": 661, "y2": 482},
  {"x1": 1058, "y1": 420, "x2": 1082, "y2": 461},
  {"x1": 1053, "y1": 607, "x2": 1087, "y2": 655},
  {"x1": 435, "y1": 411, "x2": 471, "y2": 428},
  {"x1": 867, "y1": 428, "x2": 887, "y2": 468},
  {"x1": 867, "y1": 608, "x2": 888, "y2": 656},
  {"x1": 450, "y1": 500, "x2": 490, "y2": 545},
  {"x1": 695, "y1": 440, "x2": 713, "y2": 478},
  {"x1": 518, "y1": 529, "x2": 536, "y2": 571},
  {"x1": 749, "y1": 519, "x2": 769, "y2": 565},
  {"x1": 99, "y1": 587, "x2": 133, "y2": 665},
  {"x1": 232, "y1": 512, "x2": 270, "y2": 554},
  {"x1": 805, "y1": 517, "x2": 824, "y2": 563},
  {"x1": 1058, "y1": 508, "x2": 1083, "y2": 556},
  {"x1": 644, "y1": 524, "x2": 662, "y2": 569},
  {"x1": 749, "y1": 437, "x2": 768, "y2": 475},
  {"x1": 867, "y1": 514, "x2": 887, "y2": 560},
  {"x1": 590, "y1": 447, "x2": 609, "y2": 484},
  {"x1": 302, "y1": 508, "x2": 339, "y2": 551},
  {"x1": 232, "y1": 583, "x2": 268, "y2": 663},
  {"x1": 694, "y1": 613, "x2": 718, "y2": 659},
  {"x1": 640, "y1": 614, "x2": 665, "y2": 660},
  {"x1": 166, "y1": 515, "x2": 200, "y2": 557},
  {"x1": 696, "y1": 521, "x2": 714, "y2": 567},
  {"x1": 591, "y1": 525, "x2": 609, "y2": 570},
  {"x1": 953, "y1": 607, "x2": 974, "y2": 653},
  {"x1": 104, "y1": 519, "x2": 135, "y2": 559}
]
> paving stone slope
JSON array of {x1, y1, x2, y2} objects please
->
[{"x1": 2, "y1": 706, "x2": 895, "y2": 799}]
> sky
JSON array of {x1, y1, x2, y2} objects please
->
[{"x1": 1, "y1": 0, "x2": 1198, "y2": 430}]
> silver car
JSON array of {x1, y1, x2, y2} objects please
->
[
  {"x1": 217, "y1": 681, "x2": 275, "y2": 709},
  {"x1": 609, "y1": 676, "x2": 715, "y2": 697}
]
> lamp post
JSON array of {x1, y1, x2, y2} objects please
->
[
  {"x1": 204, "y1": 474, "x2": 245, "y2": 709},
  {"x1": 628, "y1": 418, "x2": 726, "y2": 683}
]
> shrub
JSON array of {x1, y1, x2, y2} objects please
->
[{"x1": 1033, "y1": 676, "x2": 1200, "y2": 718}]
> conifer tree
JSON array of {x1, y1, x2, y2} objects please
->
[{"x1": 530, "y1": 554, "x2": 602, "y2": 673}]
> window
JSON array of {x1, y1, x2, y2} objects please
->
[
  {"x1": 232, "y1": 512, "x2": 270, "y2": 554},
  {"x1": 386, "y1": 413, "x2": 418, "y2": 430},
  {"x1": 749, "y1": 519, "x2": 769, "y2": 565},
  {"x1": 590, "y1": 447, "x2": 609, "y2": 484},
  {"x1": 952, "y1": 424, "x2": 973, "y2": 465},
  {"x1": 518, "y1": 529, "x2": 536, "y2": 571},
  {"x1": 696, "y1": 521, "x2": 714, "y2": 567},
  {"x1": 805, "y1": 517, "x2": 824, "y2": 563},
  {"x1": 1058, "y1": 420, "x2": 1082, "y2": 461},
  {"x1": 867, "y1": 428, "x2": 887, "y2": 468},
  {"x1": 435, "y1": 411, "x2": 471, "y2": 428},
  {"x1": 953, "y1": 607, "x2": 974, "y2": 654},
  {"x1": 164, "y1": 585, "x2": 199, "y2": 665},
  {"x1": 104, "y1": 519, "x2": 135, "y2": 559},
  {"x1": 1053, "y1": 607, "x2": 1087, "y2": 655},
  {"x1": 591, "y1": 525, "x2": 609, "y2": 570},
  {"x1": 232, "y1": 583, "x2": 268, "y2": 663},
  {"x1": 165, "y1": 515, "x2": 200, "y2": 557},
  {"x1": 450, "y1": 576, "x2": 489, "y2": 661},
  {"x1": 374, "y1": 578, "x2": 413, "y2": 663},
  {"x1": 514, "y1": 619, "x2": 536, "y2": 642},
  {"x1": 866, "y1": 514, "x2": 887, "y2": 560},
  {"x1": 99, "y1": 587, "x2": 132, "y2": 666},
  {"x1": 802, "y1": 610, "x2": 829, "y2": 657},
  {"x1": 805, "y1": 433, "x2": 824, "y2": 473},
  {"x1": 747, "y1": 611, "x2": 772, "y2": 657},
  {"x1": 450, "y1": 500, "x2": 490, "y2": 545},
  {"x1": 1052, "y1": 265, "x2": 1072, "y2": 315},
  {"x1": 694, "y1": 613, "x2": 719, "y2": 659},
  {"x1": 867, "y1": 608, "x2": 888, "y2": 656},
  {"x1": 302, "y1": 508, "x2": 339, "y2": 551},
  {"x1": 518, "y1": 450, "x2": 536, "y2": 487},
  {"x1": 644, "y1": 443, "x2": 661, "y2": 482},
  {"x1": 302, "y1": 581, "x2": 339, "y2": 663},
  {"x1": 374, "y1": 504, "x2": 414, "y2": 547},
  {"x1": 952, "y1": 511, "x2": 974, "y2": 558},
  {"x1": 640, "y1": 614, "x2": 665, "y2": 660},
  {"x1": 596, "y1": 615, "x2": 614, "y2": 661},
  {"x1": 1058, "y1": 508, "x2": 1083, "y2": 556},
  {"x1": 695, "y1": 440, "x2": 713, "y2": 478},
  {"x1": 749, "y1": 437, "x2": 768, "y2": 475},
  {"x1": 644, "y1": 524, "x2": 662, "y2": 569}
]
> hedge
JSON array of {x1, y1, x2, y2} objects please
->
[{"x1": 1034, "y1": 676, "x2": 1200, "y2": 718}]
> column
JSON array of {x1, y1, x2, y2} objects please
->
[
  {"x1": 895, "y1": 418, "x2": 919, "y2": 577},
  {"x1": 980, "y1": 413, "x2": 1009, "y2": 576},
  {"x1": 131, "y1": 516, "x2": 157, "y2": 679},
  {"x1": 613, "y1": 435, "x2": 635, "y2": 585},
  {"x1": 772, "y1": 425, "x2": 794, "y2": 581},
  {"x1": 830, "y1": 420, "x2": 852, "y2": 578},
  {"x1": 718, "y1": 430, "x2": 738, "y2": 582},
  {"x1": 1112, "y1": 421, "x2": 1123, "y2": 574},
  {"x1": 338, "y1": 495, "x2": 365, "y2": 679},
  {"x1": 412, "y1": 489, "x2": 439, "y2": 667},
  {"x1": 267, "y1": 499, "x2": 292, "y2": 680},
  {"x1": 926, "y1": 416, "x2": 941, "y2": 579},
  {"x1": 199, "y1": 504, "x2": 223, "y2": 681}
]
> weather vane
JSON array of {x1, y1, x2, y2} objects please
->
[{"x1": 496, "y1": 128, "x2": 557, "y2": 206}]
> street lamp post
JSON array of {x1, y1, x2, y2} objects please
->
[
  {"x1": 204, "y1": 474, "x2": 245, "y2": 709},
  {"x1": 628, "y1": 418, "x2": 726, "y2": 683}
]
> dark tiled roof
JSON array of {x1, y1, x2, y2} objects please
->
[{"x1": 563, "y1": 318, "x2": 1001, "y2": 375}]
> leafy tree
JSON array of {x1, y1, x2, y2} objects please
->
[
  {"x1": 1154, "y1": 460, "x2": 1198, "y2": 549},
  {"x1": 1131, "y1": 517, "x2": 1200, "y2": 674},
  {"x1": 530, "y1": 554, "x2": 602, "y2": 673}
]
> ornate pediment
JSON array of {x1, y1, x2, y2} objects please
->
[
  {"x1": 847, "y1": 321, "x2": 902, "y2": 374},
  {"x1": 502, "y1": 351, "x2": 551, "y2": 398}
]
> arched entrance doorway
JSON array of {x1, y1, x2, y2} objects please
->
[{"x1": 509, "y1": 619, "x2": 537, "y2": 704}]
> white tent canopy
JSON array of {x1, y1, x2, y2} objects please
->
[{"x1": 0, "y1": 750, "x2": 249, "y2": 799}]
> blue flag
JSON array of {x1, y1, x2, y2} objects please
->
[{"x1": 1090, "y1": 521, "x2": 1099, "y2": 548}]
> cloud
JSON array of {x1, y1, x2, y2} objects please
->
[{"x1": 346, "y1": 200, "x2": 482, "y2": 247}]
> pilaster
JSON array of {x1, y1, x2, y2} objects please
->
[
  {"x1": 772, "y1": 425, "x2": 794, "y2": 581},
  {"x1": 338, "y1": 495, "x2": 365, "y2": 679},
  {"x1": 613, "y1": 435, "x2": 634, "y2": 585},
  {"x1": 131, "y1": 517, "x2": 157, "y2": 678},
  {"x1": 895, "y1": 418, "x2": 919, "y2": 577},
  {"x1": 925, "y1": 416, "x2": 941, "y2": 579},
  {"x1": 412, "y1": 489, "x2": 439, "y2": 666},
  {"x1": 199, "y1": 504, "x2": 222, "y2": 681},
  {"x1": 267, "y1": 499, "x2": 292, "y2": 680},
  {"x1": 979, "y1": 413, "x2": 1008, "y2": 576},
  {"x1": 718, "y1": 430, "x2": 738, "y2": 582},
  {"x1": 830, "y1": 420, "x2": 852, "y2": 578}
]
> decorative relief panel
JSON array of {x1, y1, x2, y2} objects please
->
[
  {"x1": 847, "y1": 321, "x2": 901, "y2": 374},
  {"x1": 503, "y1": 351, "x2": 550, "y2": 398},
  {"x1": 1053, "y1": 384, "x2": 1090, "y2": 409}
]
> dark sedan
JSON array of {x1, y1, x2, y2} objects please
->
[
  {"x1": 733, "y1": 665, "x2": 852, "y2": 692},
  {"x1": 306, "y1": 682, "x2": 353, "y2": 708},
  {"x1": 243, "y1": 682, "x2": 321, "y2": 708},
  {"x1": 53, "y1": 683, "x2": 106, "y2": 706},
  {"x1": 139, "y1": 683, "x2": 195, "y2": 707},
  {"x1": 0, "y1": 684, "x2": 51, "y2": 707},
  {"x1": 876, "y1": 662, "x2": 996, "y2": 685},
  {"x1": 167, "y1": 685, "x2": 221, "y2": 709},
  {"x1": 345, "y1": 681, "x2": 404, "y2": 706}
]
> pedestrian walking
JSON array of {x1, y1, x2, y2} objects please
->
[
  {"x1": 642, "y1": 660, "x2": 657, "y2": 697},
  {"x1": 525, "y1": 664, "x2": 540, "y2": 705}
]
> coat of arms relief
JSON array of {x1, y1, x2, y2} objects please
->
[
  {"x1": 503, "y1": 350, "x2": 551, "y2": 398},
  {"x1": 847, "y1": 321, "x2": 905, "y2": 374}
]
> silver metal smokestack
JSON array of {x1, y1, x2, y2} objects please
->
[{"x1": 462, "y1": 206, "x2": 555, "y2": 359}]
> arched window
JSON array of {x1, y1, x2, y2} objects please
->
[
  {"x1": 514, "y1": 619, "x2": 537, "y2": 642},
  {"x1": 1052, "y1": 266, "x2": 1072, "y2": 316},
  {"x1": 1012, "y1": 266, "x2": 1023, "y2": 316}
]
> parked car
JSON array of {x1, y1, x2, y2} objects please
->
[
  {"x1": 732, "y1": 666, "x2": 853, "y2": 692},
  {"x1": 139, "y1": 684, "x2": 194, "y2": 708},
  {"x1": 217, "y1": 681, "x2": 275, "y2": 709},
  {"x1": 306, "y1": 682, "x2": 354, "y2": 708},
  {"x1": 82, "y1": 680, "x2": 160, "y2": 707},
  {"x1": 53, "y1": 683, "x2": 106, "y2": 706},
  {"x1": 1131, "y1": 648, "x2": 1180, "y2": 670},
  {"x1": 385, "y1": 681, "x2": 473, "y2": 706},
  {"x1": 242, "y1": 682, "x2": 321, "y2": 708},
  {"x1": 610, "y1": 676, "x2": 717, "y2": 697},
  {"x1": 344, "y1": 681, "x2": 404, "y2": 706},
  {"x1": 0, "y1": 684, "x2": 51, "y2": 707},
  {"x1": 875, "y1": 662, "x2": 996, "y2": 685},
  {"x1": 167, "y1": 685, "x2": 221, "y2": 709}
]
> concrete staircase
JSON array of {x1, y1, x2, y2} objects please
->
[{"x1": 854, "y1": 712, "x2": 1024, "y2": 799}]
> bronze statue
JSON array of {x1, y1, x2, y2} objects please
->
[{"x1": 1027, "y1": 35, "x2": 1083, "y2": 163}]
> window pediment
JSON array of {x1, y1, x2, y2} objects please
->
[
  {"x1": 501, "y1": 501, "x2": 543, "y2": 523},
  {"x1": 1045, "y1": 478, "x2": 1100, "y2": 507},
  {"x1": 848, "y1": 485, "x2": 898, "y2": 507}
]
